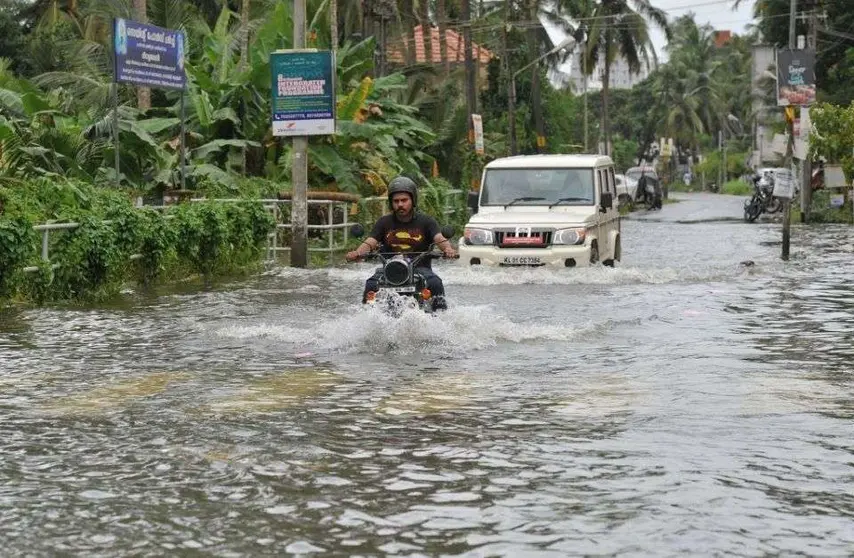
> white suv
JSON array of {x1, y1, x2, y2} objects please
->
[{"x1": 460, "y1": 154, "x2": 622, "y2": 267}]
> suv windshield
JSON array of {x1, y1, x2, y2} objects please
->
[{"x1": 481, "y1": 168, "x2": 595, "y2": 206}]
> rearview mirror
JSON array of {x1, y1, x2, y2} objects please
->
[
  {"x1": 350, "y1": 223, "x2": 365, "y2": 238},
  {"x1": 467, "y1": 190, "x2": 479, "y2": 214},
  {"x1": 440, "y1": 225, "x2": 455, "y2": 239},
  {"x1": 600, "y1": 192, "x2": 613, "y2": 213}
]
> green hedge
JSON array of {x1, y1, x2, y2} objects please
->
[
  {"x1": 0, "y1": 178, "x2": 275, "y2": 304},
  {"x1": 806, "y1": 190, "x2": 853, "y2": 224}
]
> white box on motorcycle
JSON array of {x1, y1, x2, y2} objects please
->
[{"x1": 772, "y1": 169, "x2": 795, "y2": 199}]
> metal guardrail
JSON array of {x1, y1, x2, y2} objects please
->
[
  {"x1": 191, "y1": 198, "x2": 353, "y2": 265},
  {"x1": 20, "y1": 190, "x2": 465, "y2": 272}
]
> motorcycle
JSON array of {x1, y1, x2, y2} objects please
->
[
  {"x1": 744, "y1": 173, "x2": 783, "y2": 223},
  {"x1": 349, "y1": 223, "x2": 457, "y2": 316},
  {"x1": 635, "y1": 176, "x2": 663, "y2": 210}
]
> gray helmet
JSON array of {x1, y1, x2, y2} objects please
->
[{"x1": 387, "y1": 176, "x2": 418, "y2": 208}]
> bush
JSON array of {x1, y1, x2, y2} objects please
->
[
  {"x1": 807, "y1": 190, "x2": 853, "y2": 223},
  {"x1": 0, "y1": 178, "x2": 276, "y2": 304},
  {"x1": 420, "y1": 177, "x2": 467, "y2": 233},
  {"x1": 0, "y1": 216, "x2": 36, "y2": 299},
  {"x1": 722, "y1": 180, "x2": 752, "y2": 195}
]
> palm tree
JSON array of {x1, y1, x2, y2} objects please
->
[
  {"x1": 659, "y1": 15, "x2": 720, "y2": 160},
  {"x1": 581, "y1": 0, "x2": 669, "y2": 155}
]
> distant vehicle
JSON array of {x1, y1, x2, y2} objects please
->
[
  {"x1": 624, "y1": 166, "x2": 658, "y2": 200},
  {"x1": 614, "y1": 174, "x2": 638, "y2": 209}
]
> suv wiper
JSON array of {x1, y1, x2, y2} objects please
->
[
  {"x1": 504, "y1": 196, "x2": 545, "y2": 208},
  {"x1": 548, "y1": 197, "x2": 588, "y2": 208}
]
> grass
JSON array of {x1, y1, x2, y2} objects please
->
[{"x1": 721, "y1": 180, "x2": 752, "y2": 196}]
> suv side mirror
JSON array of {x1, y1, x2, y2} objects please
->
[
  {"x1": 600, "y1": 192, "x2": 613, "y2": 213},
  {"x1": 350, "y1": 223, "x2": 365, "y2": 238},
  {"x1": 467, "y1": 190, "x2": 479, "y2": 214}
]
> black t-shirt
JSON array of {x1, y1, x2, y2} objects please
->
[{"x1": 369, "y1": 211, "x2": 441, "y2": 268}]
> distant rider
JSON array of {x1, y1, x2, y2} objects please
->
[
  {"x1": 345, "y1": 176, "x2": 457, "y2": 309},
  {"x1": 636, "y1": 170, "x2": 662, "y2": 209}
]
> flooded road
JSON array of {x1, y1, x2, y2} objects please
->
[{"x1": 1, "y1": 193, "x2": 853, "y2": 556}]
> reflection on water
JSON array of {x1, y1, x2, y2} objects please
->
[{"x1": 0, "y1": 208, "x2": 852, "y2": 555}]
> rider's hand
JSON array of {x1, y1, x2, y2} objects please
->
[
  {"x1": 345, "y1": 250, "x2": 361, "y2": 262},
  {"x1": 443, "y1": 246, "x2": 458, "y2": 259}
]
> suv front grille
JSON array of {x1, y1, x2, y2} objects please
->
[{"x1": 494, "y1": 229, "x2": 553, "y2": 248}]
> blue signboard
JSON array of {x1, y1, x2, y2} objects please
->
[
  {"x1": 270, "y1": 50, "x2": 335, "y2": 136},
  {"x1": 113, "y1": 18, "x2": 186, "y2": 90}
]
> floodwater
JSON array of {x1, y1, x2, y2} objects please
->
[{"x1": 1, "y1": 194, "x2": 852, "y2": 556}]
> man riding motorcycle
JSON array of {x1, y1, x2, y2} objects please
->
[
  {"x1": 345, "y1": 176, "x2": 457, "y2": 310},
  {"x1": 635, "y1": 170, "x2": 662, "y2": 210}
]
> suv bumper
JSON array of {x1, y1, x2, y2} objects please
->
[{"x1": 458, "y1": 244, "x2": 592, "y2": 267}]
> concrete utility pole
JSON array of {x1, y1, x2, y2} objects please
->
[
  {"x1": 781, "y1": 0, "x2": 796, "y2": 261},
  {"x1": 463, "y1": 0, "x2": 476, "y2": 135},
  {"x1": 463, "y1": 0, "x2": 478, "y2": 187},
  {"x1": 801, "y1": 8, "x2": 818, "y2": 223},
  {"x1": 291, "y1": 0, "x2": 309, "y2": 267},
  {"x1": 330, "y1": 0, "x2": 338, "y2": 53}
]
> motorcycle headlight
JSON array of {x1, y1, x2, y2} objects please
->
[
  {"x1": 464, "y1": 227, "x2": 494, "y2": 245},
  {"x1": 553, "y1": 228, "x2": 586, "y2": 245},
  {"x1": 383, "y1": 259, "x2": 410, "y2": 286}
]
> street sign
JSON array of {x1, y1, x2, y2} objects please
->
[
  {"x1": 113, "y1": 18, "x2": 186, "y2": 90},
  {"x1": 271, "y1": 50, "x2": 336, "y2": 136},
  {"x1": 776, "y1": 48, "x2": 816, "y2": 107}
]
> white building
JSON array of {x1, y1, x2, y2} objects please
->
[
  {"x1": 551, "y1": 51, "x2": 653, "y2": 92},
  {"x1": 541, "y1": 13, "x2": 655, "y2": 92}
]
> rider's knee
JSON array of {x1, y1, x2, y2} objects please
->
[{"x1": 425, "y1": 275, "x2": 443, "y2": 291}]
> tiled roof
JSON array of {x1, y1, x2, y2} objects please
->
[{"x1": 387, "y1": 25, "x2": 494, "y2": 65}]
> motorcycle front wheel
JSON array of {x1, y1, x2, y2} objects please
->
[
  {"x1": 765, "y1": 197, "x2": 783, "y2": 214},
  {"x1": 744, "y1": 197, "x2": 762, "y2": 223}
]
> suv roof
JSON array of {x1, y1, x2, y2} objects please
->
[{"x1": 485, "y1": 154, "x2": 614, "y2": 169}]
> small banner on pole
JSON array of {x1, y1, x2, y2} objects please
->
[
  {"x1": 776, "y1": 48, "x2": 816, "y2": 107},
  {"x1": 271, "y1": 50, "x2": 336, "y2": 136},
  {"x1": 773, "y1": 168, "x2": 796, "y2": 199},
  {"x1": 113, "y1": 18, "x2": 186, "y2": 90},
  {"x1": 471, "y1": 114, "x2": 485, "y2": 155}
]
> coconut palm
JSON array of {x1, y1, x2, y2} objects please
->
[{"x1": 580, "y1": 0, "x2": 669, "y2": 155}]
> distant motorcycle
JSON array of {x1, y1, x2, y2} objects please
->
[
  {"x1": 744, "y1": 174, "x2": 783, "y2": 222},
  {"x1": 635, "y1": 175, "x2": 663, "y2": 210}
]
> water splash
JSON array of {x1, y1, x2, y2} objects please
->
[
  {"x1": 275, "y1": 260, "x2": 760, "y2": 289},
  {"x1": 215, "y1": 301, "x2": 603, "y2": 355}
]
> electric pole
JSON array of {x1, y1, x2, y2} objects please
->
[
  {"x1": 528, "y1": 0, "x2": 545, "y2": 152},
  {"x1": 801, "y1": 6, "x2": 818, "y2": 223},
  {"x1": 291, "y1": 0, "x2": 308, "y2": 267},
  {"x1": 782, "y1": 0, "x2": 796, "y2": 261},
  {"x1": 463, "y1": 0, "x2": 477, "y2": 186}
]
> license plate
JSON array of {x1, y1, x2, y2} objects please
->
[
  {"x1": 379, "y1": 286, "x2": 416, "y2": 293},
  {"x1": 502, "y1": 256, "x2": 541, "y2": 265}
]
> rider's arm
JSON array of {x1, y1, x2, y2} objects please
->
[
  {"x1": 433, "y1": 233, "x2": 451, "y2": 250},
  {"x1": 355, "y1": 237, "x2": 379, "y2": 257},
  {"x1": 432, "y1": 233, "x2": 456, "y2": 257}
]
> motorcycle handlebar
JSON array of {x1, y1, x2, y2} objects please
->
[{"x1": 350, "y1": 250, "x2": 457, "y2": 263}]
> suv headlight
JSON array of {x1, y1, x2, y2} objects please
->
[
  {"x1": 464, "y1": 227, "x2": 493, "y2": 245},
  {"x1": 553, "y1": 228, "x2": 586, "y2": 245}
]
